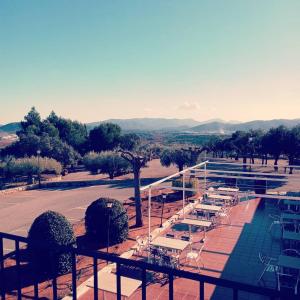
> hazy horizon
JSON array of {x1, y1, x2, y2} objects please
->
[{"x1": 1, "y1": 1, "x2": 299, "y2": 124}]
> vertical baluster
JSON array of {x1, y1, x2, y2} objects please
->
[
  {"x1": 72, "y1": 251, "x2": 77, "y2": 300},
  {"x1": 233, "y1": 289, "x2": 238, "y2": 300},
  {"x1": 142, "y1": 268, "x2": 146, "y2": 300},
  {"x1": 52, "y1": 253, "x2": 57, "y2": 300},
  {"x1": 0, "y1": 237, "x2": 5, "y2": 300},
  {"x1": 15, "y1": 241, "x2": 21, "y2": 300},
  {"x1": 116, "y1": 263, "x2": 121, "y2": 300},
  {"x1": 169, "y1": 273, "x2": 174, "y2": 300},
  {"x1": 199, "y1": 281, "x2": 204, "y2": 300},
  {"x1": 93, "y1": 257, "x2": 98, "y2": 300}
]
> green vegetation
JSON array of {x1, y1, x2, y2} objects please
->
[
  {"x1": 85, "y1": 198, "x2": 128, "y2": 244},
  {"x1": 204, "y1": 125, "x2": 300, "y2": 173},
  {"x1": 172, "y1": 177, "x2": 198, "y2": 197},
  {"x1": 28, "y1": 211, "x2": 76, "y2": 275},
  {"x1": 1, "y1": 156, "x2": 62, "y2": 180},
  {"x1": 83, "y1": 151, "x2": 131, "y2": 178}
]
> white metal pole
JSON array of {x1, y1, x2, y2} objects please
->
[
  {"x1": 148, "y1": 187, "x2": 151, "y2": 243},
  {"x1": 183, "y1": 172, "x2": 185, "y2": 219},
  {"x1": 204, "y1": 161, "x2": 207, "y2": 190}
]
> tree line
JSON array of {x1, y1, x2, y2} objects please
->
[
  {"x1": 204, "y1": 126, "x2": 300, "y2": 172},
  {"x1": 1, "y1": 107, "x2": 141, "y2": 167}
]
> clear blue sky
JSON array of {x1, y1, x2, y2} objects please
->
[{"x1": 0, "y1": 1, "x2": 299, "y2": 124}]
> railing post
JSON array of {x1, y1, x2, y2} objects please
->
[
  {"x1": 199, "y1": 281, "x2": 204, "y2": 300},
  {"x1": 52, "y1": 254, "x2": 57, "y2": 300},
  {"x1": 142, "y1": 268, "x2": 146, "y2": 300},
  {"x1": 116, "y1": 262, "x2": 121, "y2": 300},
  {"x1": 0, "y1": 237, "x2": 5, "y2": 300},
  {"x1": 169, "y1": 273, "x2": 174, "y2": 300},
  {"x1": 93, "y1": 257, "x2": 98, "y2": 300},
  {"x1": 233, "y1": 288, "x2": 238, "y2": 300},
  {"x1": 15, "y1": 241, "x2": 21, "y2": 300},
  {"x1": 72, "y1": 251, "x2": 77, "y2": 300}
]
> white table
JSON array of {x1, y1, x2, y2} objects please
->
[
  {"x1": 87, "y1": 272, "x2": 142, "y2": 298},
  {"x1": 195, "y1": 204, "x2": 221, "y2": 213},
  {"x1": 181, "y1": 218, "x2": 212, "y2": 228},
  {"x1": 278, "y1": 255, "x2": 300, "y2": 271},
  {"x1": 151, "y1": 236, "x2": 189, "y2": 252},
  {"x1": 208, "y1": 194, "x2": 233, "y2": 201},
  {"x1": 217, "y1": 187, "x2": 239, "y2": 193},
  {"x1": 281, "y1": 213, "x2": 300, "y2": 222}
]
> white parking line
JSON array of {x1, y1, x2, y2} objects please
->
[
  {"x1": 69, "y1": 206, "x2": 87, "y2": 210},
  {"x1": 12, "y1": 228, "x2": 28, "y2": 233}
]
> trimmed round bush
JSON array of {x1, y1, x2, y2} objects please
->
[
  {"x1": 28, "y1": 211, "x2": 76, "y2": 275},
  {"x1": 85, "y1": 198, "x2": 128, "y2": 245}
]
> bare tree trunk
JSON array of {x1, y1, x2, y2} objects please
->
[
  {"x1": 133, "y1": 168, "x2": 143, "y2": 227},
  {"x1": 289, "y1": 156, "x2": 294, "y2": 174},
  {"x1": 274, "y1": 157, "x2": 279, "y2": 172},
  {"x1": 243, "y1": 157, "x2": 247, "y2": 170}
]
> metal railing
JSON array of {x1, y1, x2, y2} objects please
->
[{"x1": 0, "y1": 232, "x2": 296, "y2": 300}]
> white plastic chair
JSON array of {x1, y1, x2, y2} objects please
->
[
  {"x1": 186, "y1": 243, "x2": 204, "y2": 271},
  {"x1": 268, "y1": 214, "x2": 281, "y2": 233},
  {"x1": 218, "y1": 207, "x2": 231, "y2": 225},
  {"x1": 257, "y1": 252, "x2": 278, "y2": 283}
]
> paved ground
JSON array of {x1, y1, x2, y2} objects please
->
[
  {"x1": 81, "y1": 197, "x2": 282, "y2": 300},
  {"x1": 0, "y1": 159, "x2": 177, "y2": 253}
]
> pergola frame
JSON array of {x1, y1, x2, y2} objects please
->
[{"x1": 140, "y1": 160, "x2": 300, "y2": 243}]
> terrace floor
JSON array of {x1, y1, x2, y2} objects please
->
[{"x1": 80, "y1": 197, "x2": 282, "y2": 300}]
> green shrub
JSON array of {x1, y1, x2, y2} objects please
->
[
  {"x1": 83, "y1": 151, "x2": 131, "y2": 178},
  {"x1": 85, "y1": 198, "x2": 128, "y2": 244},
  {"x1": 172, "y1": 177, "x2": 198, "y2": 197},
  {"x1": 4, "y1": 156, "x2": 62, "y2": 178},
  {"x1": 27, "y1": 211, "x2": 76, "y2": 275}
]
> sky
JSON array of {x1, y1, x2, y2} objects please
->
[{"x1": 0, "y1": 0, "x2": 299, "y2": 124}]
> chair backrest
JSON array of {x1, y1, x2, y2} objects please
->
[
  {"x1": 166, "y1": 233, "x2": 175, "y2": 239},
  {"x1": 181, "y1": 235, "x2": 190, "y2": 241},
  {"x1": 268, "y1": 214, "x2": 280, "y2": 221},
  {"x1": 198, "y1": 243, "x2": 204, "y2": 255},
  {"x1": 283, "y1": 248, "x2": 300, "y2": 257},
  {"x1": 258, "y1": 252, "x2": 268, "y2": 265}
]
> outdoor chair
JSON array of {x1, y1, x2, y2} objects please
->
[
  {"x1": 186, "y1": 243, "x2": 205, "y2": 271},
  {"x1": 161, "y1": 254, "x2": 180, "y2": 269},
  {"x1": 283, "y1": 248, "x2": 300, "y2": 257},
  {"x1": 268, "y1": 214, "x2": 282, "y2": 233},
  {"x1": 217, "y1": 207, "x2": 231, "y2": 225},
  {"x1": 277, "y1": 268, "x2": 299, "y2": 295},
  {"x1": 257, "y1": 252, "x2": 278, "y2": 283},
  {"x1": 135, "y1": 236, "x2": 147, "y2": 256},
  {"x1": 166, "y1": 233, "x2": 175, "y2": 239},
  {"x1": 181, "y1": 235, "x2": 191, "y2": 242}
]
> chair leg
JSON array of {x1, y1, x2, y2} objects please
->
[{"x1": 258, "y1": 265, "x2": 268, "y2": 283}]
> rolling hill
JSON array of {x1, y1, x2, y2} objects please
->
[
  {"x1": 190, "y1": 118, "x2": 300, "y2": 134},
  {"x1": 0, "y1": 122, "x2": 21, "y2": 133}
]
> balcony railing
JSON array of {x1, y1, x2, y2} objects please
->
[{"x1": 0, "y1": 231, "x2": 296, "y2": 300}]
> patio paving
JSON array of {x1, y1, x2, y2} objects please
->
[{"x1": 79, "y1": 197, "x2": 283, "y2": 300}]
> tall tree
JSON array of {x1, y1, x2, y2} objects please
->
[
  {"x1": 284, "y1": 125, "x2": 300, "y2": 173},
  {"x1": 263, "y1": 126, "x2": 288, "y2": 171},
  {"x1": 119, "y1": 150, "x2": 147, "y2": 227},
  {"x1": 89, "y1": 123, "x2": 121, "y2": 152},
  {"x1": 160, "y1": 148, "x2": 191, "y2": 172}
]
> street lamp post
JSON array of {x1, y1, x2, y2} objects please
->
[
  {"x1": 106, "y1": 202, "x2": 113, "y2": 260},
  {"x1": 37, "y1": 150, "x2": 41, "y2": 188}
]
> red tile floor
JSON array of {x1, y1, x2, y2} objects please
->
[{"x1": 80, "y1": 198, "x2": 280, "y2": 300}]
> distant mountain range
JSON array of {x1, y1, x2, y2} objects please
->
[
  {"x1": 87, "y1": 118, "x2": 221, "y2": 131},
  {"x1": 189, "y1": 118, "x2": 300, "y2": 134},
  {"x1": 0, "y1": 122, "x2": 21, "y2": 133},
  {"x1": 1, "y1": 118, "x2": 300, "y2": 135}
]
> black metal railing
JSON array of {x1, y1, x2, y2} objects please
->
[{"x1": 0, "y1": 231, "x2": 296, "y2": 300}]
